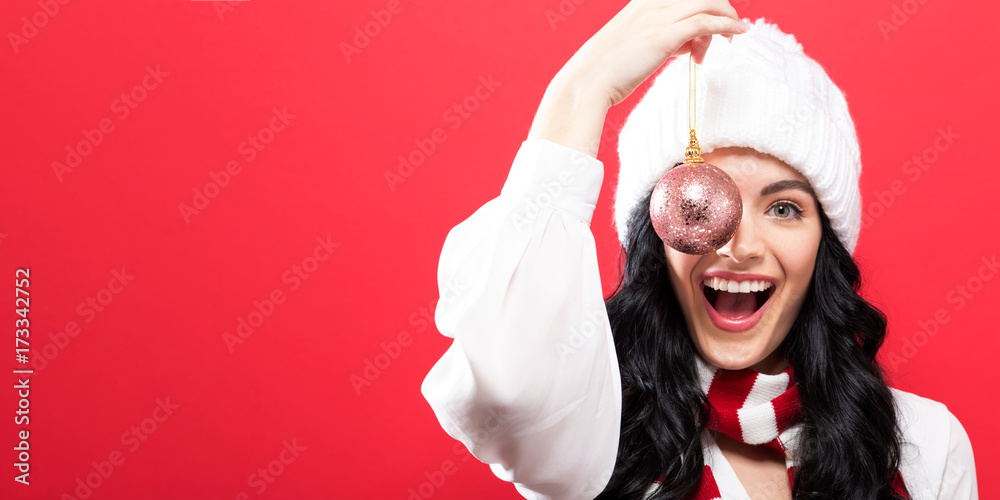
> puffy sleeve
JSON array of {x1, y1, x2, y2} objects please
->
[
  {"x1": 937, "y1": 410, "x2": 978, "y2": 499},
  {"x1": 420, "y1": 138, "x2": 622, "y2": 500}
]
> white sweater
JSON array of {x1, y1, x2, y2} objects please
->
[{"x1": 421, "y1": 138, "x2": 978, "y2": 500}]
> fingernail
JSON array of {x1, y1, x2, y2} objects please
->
[
  {"x1": 738, "y1": 20, "x2": 752, "y2": 31},
  {"x1": 724, "y1": 34, "x2": 733, "y2": 43}
]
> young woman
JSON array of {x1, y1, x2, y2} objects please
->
[{"x1": 421, "y1": 1, "x2": 978, "y2": 498}]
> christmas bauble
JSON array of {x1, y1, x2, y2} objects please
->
[{"x1": 649, "y1": 163, "x2": 742, "y2": 255}]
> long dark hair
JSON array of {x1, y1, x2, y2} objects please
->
[{"x1": 595, "y1": 191, "x2": 907, "y2": 499}]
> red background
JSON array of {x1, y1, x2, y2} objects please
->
[{"x1": 1, "y1": 0, "x2": 997, "y2": 498}]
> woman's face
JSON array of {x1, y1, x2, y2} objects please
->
[{"x1": 663, "y1": 147, "x2": 822, "y2": 374}]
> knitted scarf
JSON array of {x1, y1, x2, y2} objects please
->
[{"x1": 651, "y1": 357, "x2": 911, "y2": 499}]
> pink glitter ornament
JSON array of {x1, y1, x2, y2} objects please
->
[{"x1": 649, "y1": 159, "x2": 742, "y2": 255}]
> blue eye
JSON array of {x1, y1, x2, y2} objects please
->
[{"x1": 767, "y1": 201, "x2": 803, "y2": 219}]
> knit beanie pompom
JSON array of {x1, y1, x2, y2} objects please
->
[{"x1": 614, "y1": 17, "x2": 862, "y2": 253}]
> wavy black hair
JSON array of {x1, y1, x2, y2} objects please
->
[{"x1": 595, "y1": 190, "x2": 907, "y2": 499}]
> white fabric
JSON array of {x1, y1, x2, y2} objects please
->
[
  {"x1": 615, "y1": 18, "x2": 863, "y2": 253},
  {"x1": 737, "y1": 402, "x2": 779, "y2": 445},
  {"x1": 730, "y1": 367, "x2": 789, "y2": 445},
  {"x1": 422, "y1": 138, "x2": 978, "y2": 499}
]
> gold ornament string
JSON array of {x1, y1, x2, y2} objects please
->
[{"x1": 684, "y1": 53, "x2": 705, "y2": 164}]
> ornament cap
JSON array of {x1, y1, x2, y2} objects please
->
[{"x1": 684, "y1": 129, "x2": 705, "y2": 163}]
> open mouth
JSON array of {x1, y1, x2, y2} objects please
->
[{"x1": 701, "y1": 277, "x2": 775, "y2": 322}]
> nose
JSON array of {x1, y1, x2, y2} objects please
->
[{"x1": 715, "y1": 209, "x2": 764, "y2": 263}]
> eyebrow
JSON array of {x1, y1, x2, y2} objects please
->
[
  {"x1": 670, "y1": 162, "x2": 817, "y2": 199},
  {"x1": 760, "y1": 179, "x2": 816, "y2": 199}
]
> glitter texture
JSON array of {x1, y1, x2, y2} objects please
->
[{"x1": 649, "y1": 163, "x2": 742, "y2": 255}]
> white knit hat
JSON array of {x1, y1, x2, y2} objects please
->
[{"x1": 614, "y1": 17, "x2": 862, "y2": 253}]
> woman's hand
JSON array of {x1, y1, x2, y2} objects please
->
[
  {"x1": 528, "y1": 0, "x2": 748, "y2": 158},
  {"x1": 565, "y1": 0, "x2": 747, "y2": 108}
]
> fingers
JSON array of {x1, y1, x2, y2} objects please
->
[
  {"x1": 691, "y1": 34, "x2": 712, "y2": 64},
  {"x1": 671, "y1": 13, "x2": 748, "y2": 50},
  {"x1": 664, "y1": 0, "x2": 742, "y2": 26}
]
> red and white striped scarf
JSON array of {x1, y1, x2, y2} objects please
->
[{"x1": 652, "y1": 357, "x2": 911, "y2": 499}]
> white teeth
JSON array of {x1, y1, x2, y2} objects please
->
[{"x1": 702, "y1": 278, "x2": 773, "y2": 293}]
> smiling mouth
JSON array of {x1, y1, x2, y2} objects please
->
[{"x1": 701, "y1": 277, "x2": 775, "y2": 324}]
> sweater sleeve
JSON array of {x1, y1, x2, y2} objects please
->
[
  {"x1": 937, "y1": 409, "x2": 978, "y2": 499},
  {"x1": 420, "y1": 138, "x2": 622, "y2": 500}
]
